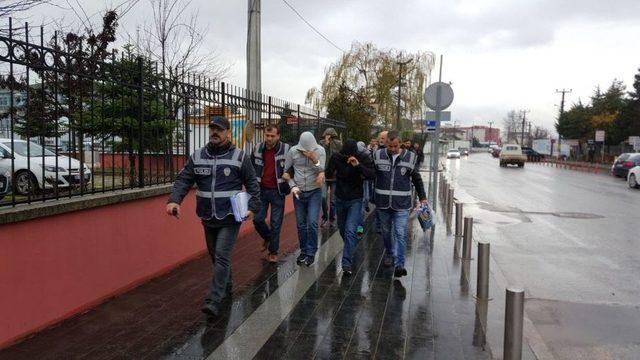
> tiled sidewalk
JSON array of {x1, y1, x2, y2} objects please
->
[{"x1": 1, "y1": 206, "x2": 493, "y2": 359}]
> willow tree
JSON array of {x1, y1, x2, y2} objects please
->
[{"x1": 306, "y1": 42, "x2": 435, "y2": 131}]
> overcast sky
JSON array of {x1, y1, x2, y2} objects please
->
[{"x1": 21, "y1": 0, "x2": 640, "y2": 133}]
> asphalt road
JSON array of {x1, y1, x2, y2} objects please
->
[{"x1": 442, "y1": 153, "x2": 640, "y2": 360}]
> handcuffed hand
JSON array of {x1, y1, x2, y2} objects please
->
[{"x1": 166, "y1": 203, "x2": 180, "y2": 218}]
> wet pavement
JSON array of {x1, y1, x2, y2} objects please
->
[
  {"x1": 442, "y1": 153, "x2": 640, "y2": 359},
  {"x1": 0, "y1": 169, "x2": 497, "y2": 359}
]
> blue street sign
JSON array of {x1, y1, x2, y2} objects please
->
[{"x1": 424, "y1": 120, "x2": 437, "y2": 127}]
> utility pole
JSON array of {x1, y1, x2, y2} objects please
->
[
  {"x1": 528, "y1": 121, "x2": 532, "y2": 147},
  {"x1": 247, "y1": 0, "x2": 261, "y2": 93},
  {"x1": 488, "y1": 121, "x2": 494, "y2": 145},
  {"x1": 246, "y1": 0, "x2": 261, "y2": 147},
  {"x1": 471, "y1": 123, "x2": 474, "y2": 145},
  {"x1": 556, "y1": 89, "x2": 572, "y2": 156},
  {"x1": 520, "y1": 110, "x2": 530, "y2": 146},
  {"x1": 396, "y1": 57, "x2": 413, "y2": 131}
]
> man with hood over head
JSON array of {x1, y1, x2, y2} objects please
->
[
  {"x1": 283, "y1": 131, "x2": 326, "y2": 266},
  {"x1": 325, "y1": 139, "x2": 375, "y2": 276},
  {"x1": 320, "y1": 127, "x2": 342, "y2": 228}
]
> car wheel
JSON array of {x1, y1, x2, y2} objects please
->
[
  {"x1": 629, "y1": 174, "x2": 639, "y2": 189},
  {"x1": 14, "y1": 171, "x2": 39, "y2": 196}
]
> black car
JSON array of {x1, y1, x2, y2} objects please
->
[
  {"x1": 521, "y1": 147, "x2": 544, "y2": 161},
  {"x1": 611, "y1": 153, "x2": 640, "y2": 178}
]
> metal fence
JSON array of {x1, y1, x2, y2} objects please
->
[{"x1": 0, "y1": 20, "x2": 344, "y2": 208}]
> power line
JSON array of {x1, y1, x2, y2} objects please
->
[{"x1": 280, "y1": 0, "x2": 345, "y2": 53}]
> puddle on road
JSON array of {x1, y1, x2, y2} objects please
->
[{"x1": 477, "y1": 202, "x2": 603, "y2": 220}]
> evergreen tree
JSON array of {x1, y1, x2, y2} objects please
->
[
  {"x1": 612, "y1": 67, "x2": 640, "y2": 144},
  {"x1": 326, "y1": 83, "x2": 374, "y2": 141}
]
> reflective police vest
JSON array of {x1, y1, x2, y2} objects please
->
[
  {"x1": 373, "y1": 148, "x2": 417, "y2": 210},
  {"x1": 252, "y1": 141, "x2": 291, "y2": 195},
  {"x1": 192, "y1": 145, "x2": 245, "y2": 220}
]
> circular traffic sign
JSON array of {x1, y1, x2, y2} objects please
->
[{"x1": 424, "y1": 82, "x2": 454, "y2": 111}]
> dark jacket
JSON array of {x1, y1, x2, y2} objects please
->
[
  {"x1": 325, "y1": 139, "x2": 375, "y2": 201},
  {"x1": 373, "y1": 148, "x2": 426, "y2": 210},
  {"x1": 320, "y1": 128, "x2": 342, "y2": 181},
  {"x1": 169, "y1": 142, "x2": 261, "y2": 226},
  {"x1": 251, "y1": 141, "x2": 291, "y2": 195}
]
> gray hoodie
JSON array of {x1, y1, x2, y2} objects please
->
[{"x1": 284, "y1": 131, "x2": 326, "y2": 192}]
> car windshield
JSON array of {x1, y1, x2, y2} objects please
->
[
  {"x1": 617, "y1": 154, "x2": 630, "y2": 161},
  {"x1": 506, "y1": 146, "x2": 519, "y2": 151},
  {"x1": 2, "y1": 141, "x2": 57, "y2": 157}
]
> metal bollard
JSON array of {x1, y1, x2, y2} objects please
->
[
  {"x1": 455, "y1": 202, "x2": 464, "y2": 238},
  {"x1": 441, "y1": 181, "x2": 448, "y2": 205},
  {"x1": 446, "y1": 188, "x2": 454, "y2": 227},
  {"x1": 476, "y1": 241, "x2": 490, "y2": 300},
  {"x1": 447, "y1": 188, "x2": 455, "y2": 219},
  {"x1": 503, "y1": 287, "x2": 525, "y2": 360},
  {"x1": 448, "y1": 188, "x2": 454, "y2": 215},
  {"x1": 462, "y1": 217, "x2": 473, "y2": 259}
]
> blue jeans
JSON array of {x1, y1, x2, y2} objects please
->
[
  {"x1": 203, "y1": 223, "x2": 240, "y2": 305},
  {"x1": 335, "y1": 198, "x2": 363, "y2": 268},
  {"x1": 253, "y1": 188, "x2": 285, "y2": 254},
  {"x1": 321, "y1": 181, "x2": 336, "y2": 221},
  {"x1": 293, "y1": 188, "x2": 322, "y2": 257},
  {"x1": 378, "y1": 208, "x2": 410, "y2": 267}
]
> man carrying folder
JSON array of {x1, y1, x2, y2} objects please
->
[{"x1": 166, "y1": 116, "x2": 261, "y2": 318}]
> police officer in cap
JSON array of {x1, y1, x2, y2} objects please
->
[{"x1": 166, "y1": 116, "x2": 261, "y2": 317}]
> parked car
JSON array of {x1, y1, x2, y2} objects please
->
[
  {"x1": 459, "y1": 147, "x2": 470, "y2": 156},
  {"x1": 446, "y1": 149, "x2": 461, "y2": 159},
  {"x1": 491, "y1": 147, "x2": 501, "y2": 158},
  {"x1": 499, "y1": 144, "x2": 526, "y2": 168},
  {"x1": 628, "y1": 165, "x2": 640, "y2": 189},
  {"x1": 0, "y1": 164, "x2": 10, "y2": 201},
  {"x1": 0, "y1": 138, "x2": 92, "y2": 196},
  {"x1": 611, "y1": 153, "x2": 638, "y2": 178},
  {"x1": 521, "y1": 147, "x2": 544, "y2": 161}
]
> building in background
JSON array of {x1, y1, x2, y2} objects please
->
[{"x1": 456, "y1": 125, "x2": 500, "y2": 145}]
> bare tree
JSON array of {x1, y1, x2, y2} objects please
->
[
  {"x1": 139, "y1": 0, "x2": 229, "y2": 81},
  {"x1": 503, "y1": 110, "x2": 519, "y2": 143},
  {"x1": 0, "y1": 0, "x2": 52, "y2": 18},
  {"x1": 306, "y1": 42, "x2": 436, "y2": 129},
  {"x1": 532, "y1": 126, "x2": 549, "y2": 139}
]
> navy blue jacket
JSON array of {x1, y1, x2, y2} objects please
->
[
  {"x1": 251, "y1": 141, "x2": 291, "y2": 196},
  {"x1": 169, "y1": 142, "x2": 261, "y2": 224},
  {"x1": 373, "y1": 148, "x2": 426, "y2": 210}
]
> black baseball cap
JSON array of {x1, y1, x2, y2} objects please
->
[{"x1": 209, "y1": 116, "x2": 230, "y2": 130}]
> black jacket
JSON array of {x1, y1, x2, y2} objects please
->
[{"x1": 325, "y1": 141, "x2": 375, "y2": 201}]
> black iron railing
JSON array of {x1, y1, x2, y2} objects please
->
[{"x1": 0, "y1": 20, "x2": 344, "y2": 208}]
